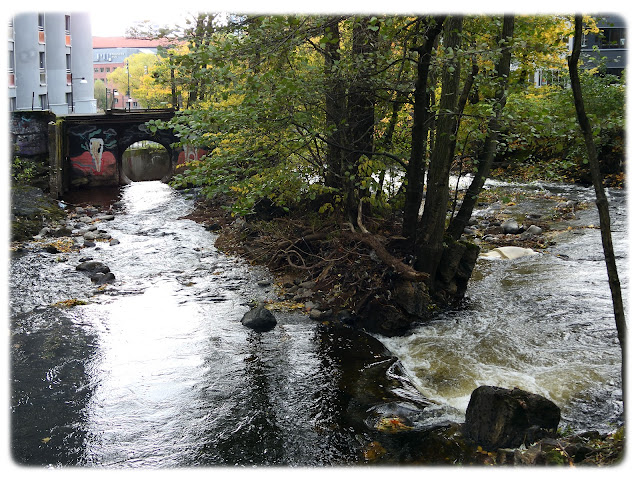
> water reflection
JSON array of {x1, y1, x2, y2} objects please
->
[{"x1": 11, "y1": 309, "x2": 97, "y2": 465}]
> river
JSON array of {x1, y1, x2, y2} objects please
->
[
  {"x1": 9, "y1": 180, "x2": 626, "y2": 466},
  {"x1": 380, "y1": 180, "x2": 627, "y2": 433}
]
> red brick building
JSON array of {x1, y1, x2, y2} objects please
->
[{"x1": 92, "y1": 37, "x2": 171, "y2": 110}]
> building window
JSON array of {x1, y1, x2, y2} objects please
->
[
  {"x1": 598, "y1": 28, "x2": 626, "y2": 49},
  {"x1": 9, "y1": 19, "x2": 14, "y2": 40},
  {"x1": 39, "y1": 51, "x2": 46, "y2": 85},
  {"x1": 66, "y1": 92, "x2": 73, "y2": 111},
  {"x1": 37, "y1": 13, "x2": 45, "y2": 43},
  {"x1": 65, "y1": 15, "x2": 71, "y2": 46},
  {"x1": 8, "y1": 50, "x2": 15, "y2": 87},
  {"x1": 66, "y1": 53, "x2": 71, "y2": 71},
  {"x1": 39, "y1": 94, "x2": 48, "y2": 110}
]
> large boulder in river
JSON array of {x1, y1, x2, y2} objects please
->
[
  {"x1": 241, "y1": 303, "x2": 277, "y2": 332},
  {"x1": 76, "y1": 261, "x2": 110, "y2": 274},
  {"x1": 464, "y1": 386, "x2": 561, "y2": 451}
]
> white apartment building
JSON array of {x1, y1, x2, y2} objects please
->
[{"x1": 9, "y1": 12, "x2": 96, "y2": 115}]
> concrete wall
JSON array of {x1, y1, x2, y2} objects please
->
[
  {"x1": 10, "y1": 110, "x2": 57, "y2": 191},
  {"x1": 69, "y1": 12, "x2": 96, "y2": 113}
]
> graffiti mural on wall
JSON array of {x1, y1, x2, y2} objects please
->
[
  {"x1": 69, "y1": 126, "x2": 118, "y2": 184},
  {"x1": 10, "y1": 111, "x2": 54, "y2": 156}
]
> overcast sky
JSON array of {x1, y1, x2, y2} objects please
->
[{"x1": 90, "y1": 10, "x2": 190, "y2": 37}]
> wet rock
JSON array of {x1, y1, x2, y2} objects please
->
[
  {"x1": 525, "y1": 225, "x2": 543, "y2": 235},
  {"x1": 109, "y1": 238, "x2": 120, "y2": 246},
  {"x1": 42, "y1": 245, "x2": 59, "y2": 254},
  {"x1": 83, "y1": 240, "x2": 96, "y2": 248},
  {"x1": 241, "y1": 303, "x2": 277, "y2": 332},
  {"x1": 51, "y1": 226, "x2": 73, "y2": 237},
  {"x1": 96, "y1": 214, "x2": 115, "y2": 221},
  {"x1": 294, "y1": 289, "x2": 313, "y2": 300},
  {"x1": 76, "y1": 261, "x2": 110, "y2": 274},
  {"x1": 501, "y1": 218, "x2": 520, "y2": 234},
  {"x1": 358, "y1": 298, "x2": 413, "y2": 336},
  {"x1": 205, "y1": 222, "x2": 222, "y2": 232},
  {"x1": 90, "y1": 272, "x2": 116, "y2": 285},
  {"x1": 464, "y1": 386, "x2": 561, "y2": 451},
  {"x1": 308, "y1": 309, "x2": 324, "y2": 320},
  {"x1": 392, "y1": 280, "x2": 431, "y2": 318},
  {"x1": 304, "y1": 300, "x2": 319, "y2": 311},
  {"x1": 256, "y1": 279, "x2": 271, "y2": 287},
  {"x1": 557, "y1": 200, "x2": 577, "y2": 209}
]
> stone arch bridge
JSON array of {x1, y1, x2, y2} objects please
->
[{"x1": 48, "y1": 109, "x2": 206, "y2": 196}]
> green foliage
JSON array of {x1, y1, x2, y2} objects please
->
[
  {"x1": 11, "y1": 157, "x2": 38, "y2": 185},
  {"x1": 500, "y1": 69, "x2": 624, "y2": 180},
  {"x1": 148, "y1": 14, "x2": 624, "y2": 218}
]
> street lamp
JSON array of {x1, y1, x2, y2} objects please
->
[
  {"x1": 70, "y1": 74, "x2": 88, "y2": 113},
  {"x1": 125, "y1": 60, "x2": 131, "y2": 112}
]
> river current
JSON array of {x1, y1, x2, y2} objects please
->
[
  {"x1": 380, "y1": 180, "x2": 627, "y2": 432},
  {"x1": 9, "y1": 180, "x2": 627, "y2": 466}
]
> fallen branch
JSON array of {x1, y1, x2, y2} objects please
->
[{"x1": 343, "y1": 230, "x2": 430, "y2": 283}]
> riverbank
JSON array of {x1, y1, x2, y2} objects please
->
[{"x1": 10, "y1": 182, "x2": 624, "y2": 465}]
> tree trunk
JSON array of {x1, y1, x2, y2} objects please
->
[
  {"x1": 323, "y1": 19, "x2": 346, "y2": 192},
  {"x1": 568, "y1": 15, "x2": 626, "y2": 360},
  {"x1": 344, "y1": 16, "x2": 378, "y2": 223},
  {"x1": 447, "y1": 15, "x2": 515, "y2": 240},
  {"x1": 402, "y1": 16, "x2": 445, "y2": 240},
  {"x1": 415, "y1": 16, "x2": 463, "y2": 278}
]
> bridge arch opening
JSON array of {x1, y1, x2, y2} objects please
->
[{"x1": 121, "y1": 141, "x2": 172, "y2": 183}]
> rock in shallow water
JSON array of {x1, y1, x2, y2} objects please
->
[
  {"x1": 501, "y1": 218, "x2": 520, "y2": 234},
  {"x1": 76, "y1": 261, "x2": 110, "y2": 274},
  {"x1": 464, "y1": 386, "x2": 561, "y2": 451},
  {"x1": 241, "y1": 303, "x2": 277, "y2": 332}
]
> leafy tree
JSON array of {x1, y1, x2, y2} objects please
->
[
  {"x1": 152, "y1": 13, "x2": 616, "y2": 303},
  {"x1": 107, "y1": 52, "x2": 160, "y2": 108},
  {"x1": 93, "y1": 79, "x2": 106, "y2": 111},
  {"x1": 568, "y1": 13, "x2": 625, "y2": 380}
]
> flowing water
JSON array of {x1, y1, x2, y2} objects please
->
[
  {"x1": 381, "y1": 180, "x2": 627, "y2": 433},
  {"x1": 10, "y1": 180, "x2": 626, "y2": 467}
]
